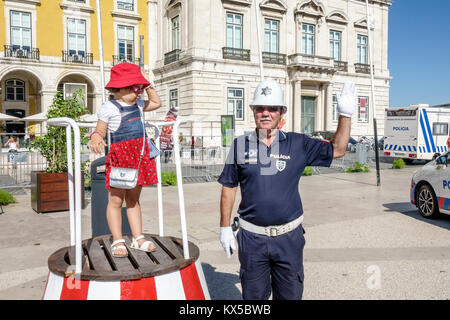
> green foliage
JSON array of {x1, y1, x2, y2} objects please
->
[
  {"x1": 345, "y1": 162, "x2": 370, "y2": 173},
  {"x1": 0, "y1": 189, "x2": 17, "y2": 205},
  {"x1": 161, "y1": 170, "x2": 177, "y2": 186},
  {"x1": 392, "y1": 158, "x2": 405, "y2": 169},
  {"x1": 302, "y1": 166, "x2": 313, "y2": 176},
  {"x1": 29, "y1": 90, "x2": 89, "y2": 173}
]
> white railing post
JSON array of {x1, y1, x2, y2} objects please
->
[
  {"x1": 171, "y1": 119, "x2": 190, "y2": 259},
  {"x1": 47, "y1": 118, "x2": 82, "y2": 274}
]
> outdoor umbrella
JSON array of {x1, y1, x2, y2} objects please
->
[
  {"x1": 0, "y1": 113, "x2": 20, "y2": 121},
  {"x1": 21, "y1": 112, "x2": 48, "y2": 122},
  {"x1": 21, "y1": 112, "x2": 48, "y2": 136}
]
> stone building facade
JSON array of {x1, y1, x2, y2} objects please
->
[
  {"x1": 152, "y1": 0, "x2": 392, "y2": 146},
  {"x1": 0, "y1": 0, "x2": 392, "y2": 147},
  {"x1": 0, "y1": 0, "x2": 156, "y2": 139}
]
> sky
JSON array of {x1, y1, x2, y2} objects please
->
[{"x1": 388, "y1": 0, "x2": 450, "y2": 107}]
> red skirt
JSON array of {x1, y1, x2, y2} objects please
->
[{"x1": 105, "y1": 137, "x2": 158, "y2": 189}]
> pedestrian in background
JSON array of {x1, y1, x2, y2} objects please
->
[{"x1": 4, "y1": 135, "x2": 19, "y2": 152}]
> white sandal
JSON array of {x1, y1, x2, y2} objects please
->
[
  {"x1": 111, "y1": 239, "x2": 128, "y2": 258},
  {"x1": 130, "y1": 235, "x2": 155, "y2": 252}
]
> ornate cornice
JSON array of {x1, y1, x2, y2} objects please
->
[{"x1": 221, "y1": 0, "x2": 251, "y2": 7}]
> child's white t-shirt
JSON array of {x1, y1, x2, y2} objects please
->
[{"x1": 97, "y1": 100, "x2": 145, "y2": 132}]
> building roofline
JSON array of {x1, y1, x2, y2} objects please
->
[{"x1": 356, "y1": 0, "x2": 393, "y2": 6}]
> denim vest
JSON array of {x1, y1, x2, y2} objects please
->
[{"x1": 109, "y1": 100, "x2": 146, "y2": 144}]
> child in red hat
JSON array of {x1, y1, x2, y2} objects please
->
[{"x1": 90, "y1": 63, "x2": 161, "y2": 257}]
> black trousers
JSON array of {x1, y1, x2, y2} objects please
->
[{"x1": 237, "y1": 225, "x2": 305, "y2": 300}]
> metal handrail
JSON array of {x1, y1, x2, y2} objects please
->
[
  {"x1": 79, "y1": 118, "x2": 191, "y2": 260},
  {"x1": 47, "y1": 118, "x2": 82, "y2": 274}
]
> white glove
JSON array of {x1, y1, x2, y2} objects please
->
[
  {"x1": 220, "y1": 226, "x2": 236, "y2": 258},
  {"x1": 337, "y1": 82, "x2": 357, "y2": 118}
]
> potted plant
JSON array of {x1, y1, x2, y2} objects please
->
[{"x1": 29, "y1": 90, "x2": 89, "y2": 213}]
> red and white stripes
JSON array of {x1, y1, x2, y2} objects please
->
[{"x1": 43, "y1": 260, "x2": 210, "y2": 300}]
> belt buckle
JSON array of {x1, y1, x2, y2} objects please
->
[{"x1": 269, "y1": 227, "x2": 278, "y2": 237}]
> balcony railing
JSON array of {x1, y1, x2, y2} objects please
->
[
  {"x1": 113, "y1": 55, "x2": 140, "y2": 66},
  {"x1": 62, "y1": 51, "x2": 93, "y2": 64},
  {"x1": 222, "y1": 47, "x2": 250, "y2": 61},
  {"x1": 164, "y1": 49, "x2": 181, "y2": 65},
  {"x1": 4, "y1": 45, "x2": 40, "y2": 60},
  {"x1": 355, "y1": 63, "x2": 373, "y2": 74},
  {"x1": 334, "y1": 60, "x2": 348, "y2": 72},
  {"x1": 288, "y1": 53, "x2": 334, "y2": 71},
  {"x1": 262, "y1": 52, "x2": 286, "y2": 65}
]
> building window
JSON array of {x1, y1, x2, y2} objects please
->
[
  {"x1": 117, "y1": 0, "x2": 133, "y2": 10},
  {"x1": 226, "y1": 12, "x2": 243, "y2": 49},
  {"x1": 329, "y1": 30, "x2": 341, "y2": 61},
  {"x1": 332, "y1": 94, "x2": 338, "y2": 121},
  {"x1": 171, "y1": 16, "x2": 180, "y2": 50},
  {"x1": 358, "y1": 96, "x2": 369, "y2": 122},
  {"x1": 433, "y1": 122, "x2": 448, "y2": 136},
  {"x1": 5, "y1": 79, "x2": 25, "y2": 101},
  {"x1": 169, "y1": 89, "x2": 178, "y2": 109},
  {"x1": 67, "y1": 18, "x2": 86, "y2": 57},
  {"x1": 10, "y1": 11, "x2": 31, "y2": 52},
  {"x1": 264, "y1": 19, "x2": 279, "y2": 53},
  {"x1": 357, "y1": 35, "x2": 368, "y2": 64},
  {"x1": 227, "y1": 88, "x2": 244, "y2": 121},
  {"x1": 302, "y1": 24, "x2": 315, "y2": 55},
  {"x1": 118, "y1": 25, "x2": 134, "y2": 61}
]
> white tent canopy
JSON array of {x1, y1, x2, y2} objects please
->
[
  {"x1": 0, "y1": 113, "x2": 20, "y2": 121},
  {"x1": 22, "y1": 112, "x2": 48, "y2": 122}
]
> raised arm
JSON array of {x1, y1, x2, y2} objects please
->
[
  {"x1": 143, "y1": 86, "x2": 161, "y2": 112},
  {"x1": 333, "y1": 82, "x2": 357, "y2": 159}
]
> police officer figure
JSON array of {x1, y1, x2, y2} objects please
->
[{"x1": 218, "y1": 79, "x2": 356, "y2": 300}]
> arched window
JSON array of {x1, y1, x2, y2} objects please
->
[{"x1": 5, "y1": 79, "x2": 25, "y2": 101}]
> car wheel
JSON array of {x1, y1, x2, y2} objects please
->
[{"x1": 416, "y1": 184, "x2": 440, "y2": 219}]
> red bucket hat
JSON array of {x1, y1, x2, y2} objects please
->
[{"x1": 105, "y1": 62, "x2": 150, "y2": 89}]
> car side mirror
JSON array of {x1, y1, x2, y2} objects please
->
[{"x1": 436, "y1": 156, "x2": 447, "y2": 165}]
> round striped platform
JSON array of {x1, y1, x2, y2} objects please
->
[{"x1": 43, "y1": 234, "x2": 210, "y2": 300}]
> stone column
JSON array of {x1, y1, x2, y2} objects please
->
[
  {"x1": 324, "y1": 82, "x2": 333, "y2": 131},
  {"x1": 38, "y1": 90, "x2": 57, "y2": 135},
  {"x1": 147, "y1": 0, "x2": 158, "y2": 81},
  {"x1": 316, "y1": 84, "x2": 323, "y2": 131},
  {"x1": 293, "y1": 79, "x2": 302, "y2": 133}
]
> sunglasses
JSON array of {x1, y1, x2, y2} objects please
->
[
  {"x1": 253, "y1": 106, "x2": 281, "y2": 113},
  {"x1": 131, "y1": 85, "x2": 145, "y2": 94}
]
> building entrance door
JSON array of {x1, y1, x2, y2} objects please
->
[{"x1": 301, "y1": 96, "x2": 316, "y2": 134}]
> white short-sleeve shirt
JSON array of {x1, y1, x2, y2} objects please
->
[{"x1": 97, "y1": 100, "x2": 145, "y2": 132}]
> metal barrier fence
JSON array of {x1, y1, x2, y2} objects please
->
[
  {"x1": 0, "y1": 142, "x2": 388, "y2": 189},
  {"x1": 0, "y1": 151, "x2": 47, "y2": 188},
  {"x1": 159, "y1": 147, "x2": 228, "y2": 182}
]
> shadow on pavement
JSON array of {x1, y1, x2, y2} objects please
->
[
  {"x1": 201, "y1": 263, "x2": 242, "y2": 300},
  {"x1": 383, "y1": 202, "x2": 450, "y2": 231}
]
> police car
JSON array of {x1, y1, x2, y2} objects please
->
[{"x1": 411, "y1": 152, "x2": 450, "y2": 218}]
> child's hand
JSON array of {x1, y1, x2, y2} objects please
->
[{"x1": 90, "y1": 134, "x2": 107, "y2": 154}]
